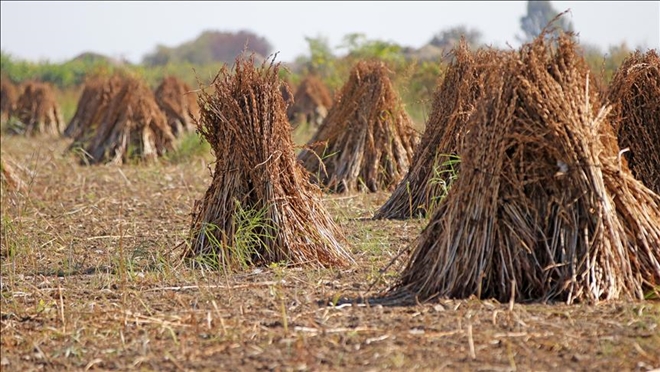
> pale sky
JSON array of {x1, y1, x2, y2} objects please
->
[{"x1": 1, "y1": 1, "x2": 658, "y2": 64}]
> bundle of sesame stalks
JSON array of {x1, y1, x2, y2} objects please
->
[
  {"x1": 1, "y1": 77, "x2": 19, "y2": 124},
  {"x1": 186, "y1": 56, "x2": 352, "y2": 269},
  {"x1": 378, "y1": 34, "x2": 660, "y2": 305},
  {"x1": 375, "y1": 42, "x2": 507, "y2": 219},
  {"x1": 80, "y1": 75, "x2": 175, "y2": 165},
  {"x1": 287, "y1": 74, "x2": 333, "y2": 128},
  {"x1": 297, "y1": 60, "x2": 419, "y2": 193},
  {"x1": 607, "y1": 49, "x2": 660, "y2": 194},
  {"x1": 11, "y1": 81, "x2": 64, "y2": 136},
  {"x1": 154, "y1": 76, "x2": 200, "y2": 137},
  {"x1": 65, "y1": 73, "x2": 123, "y2": 140}
]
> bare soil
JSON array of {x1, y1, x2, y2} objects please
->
[{"x1": 1, "y1": 135, "x2": 658, "y2": 371}]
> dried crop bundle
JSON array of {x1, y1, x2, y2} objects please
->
[
  {"x1": 375, "y1": 43, "x2": 505, "y2": 219},
  {"x1": 297, "y1": 60, "x2": 419, "y2": 193},
  {"x1": 80, "y1": 76, "x2": 175, "y2": 165},
  {"x1": 154, "y1": 76, "x2": 200, "y2": 136},
  {"x1": 607, "y1": 49, "x2": 660, "y2": 194},
  {"x1": 1, "y1": 77, "x2": 19, "y2": 123},
  {"x1": 11, "y1": 81, "x2": 64, "y2": 136},
  {"x1": 287, "y1": 74, "x2": 333, "y2": 128},
  {"x1": 379, "y1": 34, "x2": 660, "y2": 305},
  {"x1": 186, "y1": 56, "x2": 352, "y2": 268},
  {"x1": 65, "y1": 74, "x2": 123, "y2": 140}
]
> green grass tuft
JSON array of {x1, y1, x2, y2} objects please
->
[{"x1": 165, "y1": 131, "x2": 212, "y2": 164}]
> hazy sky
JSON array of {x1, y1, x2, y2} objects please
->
[{"x1": 1, "y1": 1, "x2": 659, "y2": 64}]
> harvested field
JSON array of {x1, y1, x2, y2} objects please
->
[
  {"x1": 1, "y1": 33, "x2": 659, "y2": 372},
  {"x1": 1, "y1": 134, "x2": 658, "y2": 371}
]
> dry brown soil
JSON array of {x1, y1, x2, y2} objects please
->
[{"x1": 1, "y1": 135, "x2": 659, "y2": 371}]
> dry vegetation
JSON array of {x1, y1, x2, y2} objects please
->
[
  {"x1": 375, "y1": 42, "x2": 506, "y2": 220},
  {"x1": 75, "y1": 75, "x2": 175, "y2": 165},
  {"x1": 1, "y1": 77, "x2": 19, "y2": 123},
  {"x1": 297, "y1": 60, "x2": 420, "y2": 193},
  {"x1": 0, "y1": 155, "x2": 24, "y2": 192},
  {"x1": 377, "y1": 34, "x2": 660, "y2": 306},
  {"x1": 287, "y1": 74, "x2": 333, "y2": 128},
  {"x1": 1, "y1": 133, "x2": 659, "y2": 371},
  {"x1": 607, "y1": 49, "x2": 660, "y2": 194},
  {"x1": 64, "y1": 73, "x2": 124, "y2": 141},
  {"x1": 154, "y1": 76, "x2": 200, "y2": 137},
  {"x1": 186, "y1": 57, "x2": 351, "y2": 268},
  {"x1": 1, "y1": 38, "x2": 659, "y2": 372},
  {"x1": 10, "y1": 81, "x2": 64, "y2": 136}
]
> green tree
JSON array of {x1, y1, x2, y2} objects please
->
[
  {"x1": 142, "y1": 30, "x2": 273, "y2": 66},
  {"x1": 603, "y1": 42, "x2": 633, "y2": 83},
  {"x1": 143, "y1": 45, "x2": 172, "y2": 66},
  {"x1": 304, "y1": 35, "x2": 335, "y2": 74},
  {"x1": 337, "y1": 33, "x2": 403, "y2": 63},
  {"x1": 518, "y1": 1, "x2": 574, "y2": 43},
  {"x1": 429, "y1": 26, "x2": 483, "y2": 50}
]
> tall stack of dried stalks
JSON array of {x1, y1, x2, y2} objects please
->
[
  {"x1": 65, "y1": 74, "x2": 123, "y2": 140},
  {"x1": 12, "y1": 81, "x2": 64, "y2": 136},
  {"x1": 607, "y1": 50, "x2": 660, "y2": 194},
  {"x1": 375, "y1": 43, "x2": 505, "y2": 219},
  {"x1": 287, "y1": 74, "x2": 333, "y2": 128},
  {"x1": 186, "y1": 56, "x2": 352, "y2": 268},
  {"x1": 1, "y1": 77, "x2": 19, "y2": 123},
  {"x1": 154, "y1": 76, "x2": 200, "y2": 136},
  {"x1": 380, "y1": 34, "x2": 660, "y2": 305},
  {"x1": 297, "y1": 60, "x2": 419, "y2": 193},
  {"x1": 80, "y1": 76, "x2": 175, "y2": 165}
]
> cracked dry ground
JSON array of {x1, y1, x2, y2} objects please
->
[{"x1": 1, "y1": 136, "x2": 659, "y2": 371}]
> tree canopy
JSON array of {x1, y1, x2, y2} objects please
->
[
  {"x1": 518, "y1": 1, "x2": 574, "y2": 42},
  {"x1": 142, "y1": 30, "x2": 273, "y2": 66},
  {"x1": 429, "y1": 25, "x2": 483, "y2": 50}
]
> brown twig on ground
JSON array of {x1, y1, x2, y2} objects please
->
[{"x1": 1, "y1": 154, "x2": 24, "y2": 192}]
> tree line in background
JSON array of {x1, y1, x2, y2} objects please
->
[
  {"x1": 142, "y1": 30, "x2": 273, "y2": 66},
  {"x1": 0, "y1": 1, "x2": 647, "y2": 120}
]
